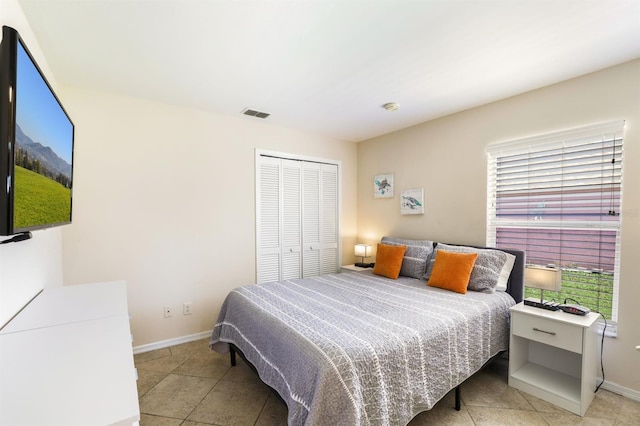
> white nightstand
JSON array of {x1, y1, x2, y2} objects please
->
[
  {"x1": 509, "y1": 302, "x2": 599, "y2": 416},
  {"x1": 340, "y1": 264, "x2": 370, "y2": 273}
]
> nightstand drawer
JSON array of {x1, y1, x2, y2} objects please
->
[{"x1": 512, "y1": 313, "x2": 583, "y2": 354}]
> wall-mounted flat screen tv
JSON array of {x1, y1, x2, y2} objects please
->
[{"x1": 0, "y1": 26, "x2": 74, "y2": 236}]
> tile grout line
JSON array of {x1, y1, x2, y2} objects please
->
[
  {"x1": 137, "y1": 343, "x2": 210, "y2": 423},
  {"x1": 253, "y1": 391, "x2": 276, "y2": 426},
  {"x1": 181, "y1": 380, "x2": 220, "y2": 425}
]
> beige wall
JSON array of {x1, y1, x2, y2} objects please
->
[
  {"x1": 357, "y1": 59, "x2": 640, "y2": 393},
  {"x1": 0, "y1": 0, "x2": 64, "y2": 328},
  {"x1": 60, "y1": 87, "x2": 358, "y2": 346}
]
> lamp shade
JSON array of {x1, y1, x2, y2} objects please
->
[
  {"x1": 354, "y1": 244, "x2": 371, "y2": 258},
  {"x1": 525, "y1": 265, "x2": 562, "y2": 292}
]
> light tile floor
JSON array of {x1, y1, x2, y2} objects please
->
[{"x1": 135, "y1": 339, "x2": 640, "y2": 425}]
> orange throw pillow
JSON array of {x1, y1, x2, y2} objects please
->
[
  {"x1": 427, "y1": 250, "x2": 478, "y2": 294},
  {"x1": 373, "y1": 243, "x2": 407, "y2": 279}
]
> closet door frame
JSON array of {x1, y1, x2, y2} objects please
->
[{"x1": 255, "y1": 149, "x2": 342, "y2": 283}]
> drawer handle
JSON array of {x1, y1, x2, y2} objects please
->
[{"x1": 533, "y1": 327, "x2": 556, "y2": 336}]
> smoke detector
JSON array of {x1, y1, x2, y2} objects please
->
[{"x1": 382, "y1": 102, "x2": 400, "y2": 112}]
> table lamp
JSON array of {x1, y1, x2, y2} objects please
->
[
  {"x1": 354, "y1": 244, "x2": 372, "y2": 267},
  {"x1": 525, "y1": 265, "x2": 562, "y2": 304}
]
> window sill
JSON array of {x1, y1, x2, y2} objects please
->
[{"x1": 598, "y1": 319, "x2": 617, "y2": 338}]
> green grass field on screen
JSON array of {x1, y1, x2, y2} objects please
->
[{"x1": 13, "y1": 166, "x2": 71, "y2": 229}]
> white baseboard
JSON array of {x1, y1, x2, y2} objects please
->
[
  {"x1": 133, "y1": 330, "x2": 212, "y2": 355},
  {"x1": 600, "y1": 380, "x2": 640, "y2": 402}
]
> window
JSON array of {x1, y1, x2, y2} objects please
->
[{"x1": 486, "y1": 121, "x2": 624, "y2": 323}]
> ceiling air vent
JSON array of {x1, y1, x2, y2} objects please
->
[{"x1": 242, "y1": 108, "x2": 270, "y2": 119}]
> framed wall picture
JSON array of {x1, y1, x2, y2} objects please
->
[
  {"x1": 401, "y1": 188, "x2": 424, "y2": 215},
  {"x1": 374, "y1": 173, "x2": 394, "y2": 198}
]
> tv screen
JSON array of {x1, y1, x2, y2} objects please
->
[{"x1": 0, "y1": 26, "x2": 74, "y2": 236}]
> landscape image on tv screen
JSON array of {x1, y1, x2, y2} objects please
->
[{"x1": 14, "y1": 40, "x2": 73, "y2": 231}]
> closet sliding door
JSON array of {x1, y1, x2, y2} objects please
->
[
  {"x1": 282, "y1": 159, "x2": 302, "y2": 280},
  {"x1": 256, "y1": 152, "x2": 339, "y2": 284},
  {"x1": 302, "y1": 162, "x2": 339, "y2": 277}
]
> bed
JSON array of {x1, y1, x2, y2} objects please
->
[{"x1": 210, "y1": 239, "x2": 525, "y2": 425}]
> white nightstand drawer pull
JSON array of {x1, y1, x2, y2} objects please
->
[{"x1": 532, "y1": 327, "x2": 556, "y2": 336}]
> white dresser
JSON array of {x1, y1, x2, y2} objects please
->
[
  {"x1": 509, "y1": 302, "x2": 599, "y2": 416},
  {"x1": 0, "y1": 281, "x2": 140, "y2": 426}
]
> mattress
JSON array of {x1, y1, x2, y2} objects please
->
[{"x1": 210, "y1": 270, "x2": 516, "y2": 425}]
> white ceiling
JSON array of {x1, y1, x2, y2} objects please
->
[{"x1": 17, "y1": 0, "x2": 640, "y2": 142}]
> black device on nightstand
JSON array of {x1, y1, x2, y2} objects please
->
[
  {"x1": 558, "y1": 304, "x2": 591, "y2": 315},
  {"x1": 523, "y1": 297, "x2": 560, "y2": 311}
]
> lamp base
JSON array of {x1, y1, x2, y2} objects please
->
[
  {"x1": 523, "y1": 297, "x2": 560, "y2": 311},
  {"x1": 354, "y1": 262, "x2": 375, "y2": 268}
]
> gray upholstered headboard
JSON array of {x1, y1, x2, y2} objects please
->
[{"x1": 440, "y1": 243, "x2": 525, "y2": 304}]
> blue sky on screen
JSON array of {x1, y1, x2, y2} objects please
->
[{"x1": 15, "y1": 41, "x2": 73, "y2": 165}]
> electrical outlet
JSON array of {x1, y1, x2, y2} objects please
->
[
  {"x1": 164, "y1": 305, "x2": 173, "y2": 318},
  {"x1": 183, "y1": 302, "x2": 193, "y2": 315}
]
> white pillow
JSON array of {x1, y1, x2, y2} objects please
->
[{"x1": 496, "y1": 252, "x2": 516, "y2": 292}]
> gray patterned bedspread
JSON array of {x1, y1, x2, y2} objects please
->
[{"x1": 210, "y1": 270, "x2": 515, "y2": 425}]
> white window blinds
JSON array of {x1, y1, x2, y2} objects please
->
[{"x1": 486, "y1": 121, "x2": 624, "y2": 321}]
